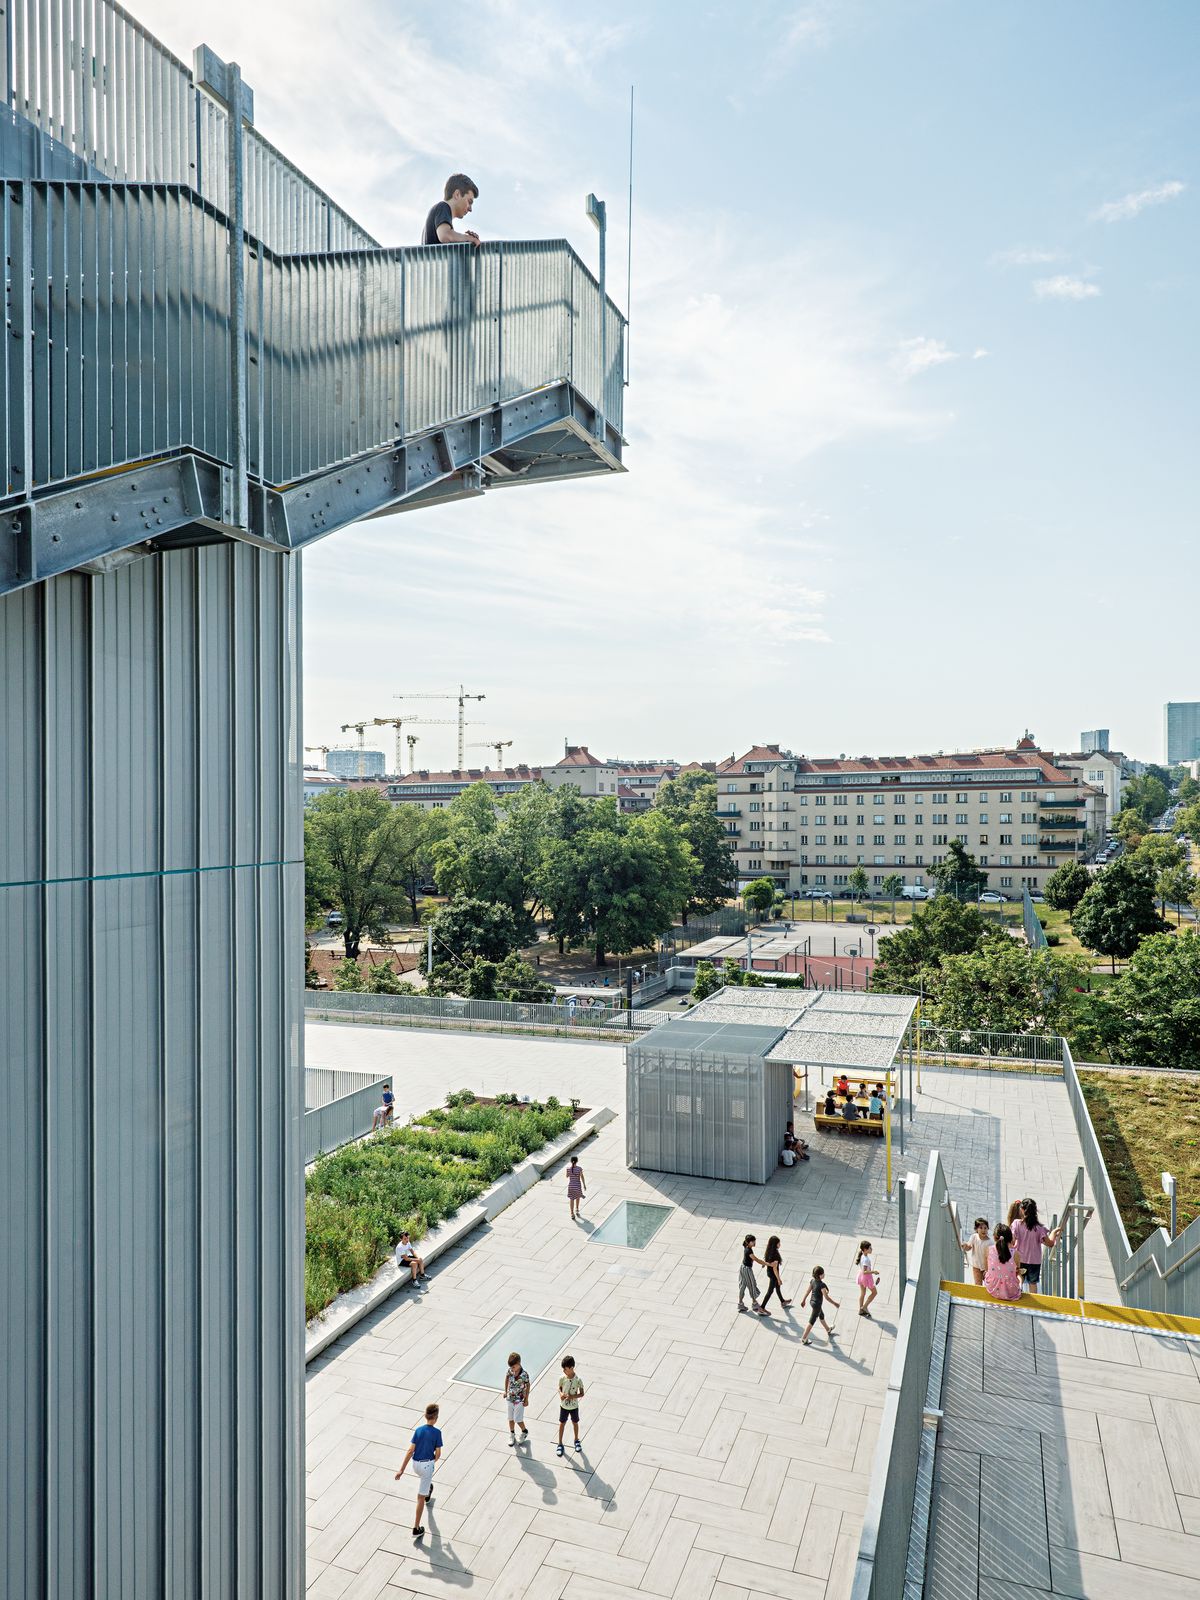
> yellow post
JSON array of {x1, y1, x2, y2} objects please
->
[{"x1": 884, "y1": 1066, "x2": 893, "y2": 1194}]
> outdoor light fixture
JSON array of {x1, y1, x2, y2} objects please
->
[{"x1": 1163, "y1": 1171, "x2": 1177, "y2": 1238}]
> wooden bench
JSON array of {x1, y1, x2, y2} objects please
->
[{"x1": 813, "y1": 1112, "x2": 884, "y2": 1136}]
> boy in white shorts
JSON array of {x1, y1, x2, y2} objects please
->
[
  {"x1": 395, "y1": 1402, "x2": 443, "y2": 1539},
  {"x1": 503, "y1": 1351, "x2": 531, "y2": 1445}
]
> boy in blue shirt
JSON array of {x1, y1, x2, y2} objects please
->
[{"x1": 395, "y1": 1402, "x2": 443, "y2": 1539}]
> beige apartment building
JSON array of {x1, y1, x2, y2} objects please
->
[{"x1": 717, "y1": 736, "x2": 1099, "y2": 898}]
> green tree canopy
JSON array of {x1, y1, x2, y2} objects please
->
[
  {"x1": 429, "y1": 781, "x2": 542, "y2": 942},
  {"x1": 305, "y1": 788, "x2": 421, "y2": 958},
  {"x1": 1044, "y1": 859, "x2": 1092, "y2": 913},
  {"x1": 1095, "y1": 929, "x2": 1200, "y2": 1071},
  {"x1": 930, "y1": 841, "x2": 988, "y2": 900},
  {"x1": 364, "y1": 962, "x2": 417, "y2": 995},
  {"x1": 933, "y1": 941, "x2": 1089, "y2": 1035},
  {"x1": 426, "y1": 895, "x2": 524, "y2": 967},
  {"x1": 1156, "y1": 863, "x2": 1198, "y2": 923},
  {"x1": 655, "y1": 769, "x2": 736, "y2": 921},
  {"x1": 1177, "y1": 776, "x2": 1200, "y2": 805},
  {"x1": 1176, "y1": 799, "x2": 1200, "y2": 846},
  {"x1": 743, "y1": 876, "x2": 777, "y2": 919},
  {"x1": 1114, "y1": 808, "x2": 1147, "y2": 848},
  {"x1": 869, "y1": 896, "x2": 995, "y2": 995},
  {"x1": 1071, "y1": 858, "x2": 1168, "y2": 972},
  {"x1": 1121, "y1": 773, "x2": 1169, "y2": 824},
  {"x1": 332, "y1": 957, "x2": 365, "y2": 991},
  {"x1": 848, "y1": 865, "x2": 870, "y2": 901},
  {"x1": 690, "y1": 960, "x2": 721, "y2": 1001},
  {"x1": 880, "y1": 873, "x2": 903, "y2": 920},
  {"x1": 1132, "y1": 833, "x2": 1186, "y2": 876}
]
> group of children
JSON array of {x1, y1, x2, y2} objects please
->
[
  {"x1": 961, "y1": 1197, "x2": 1062, "y2": 1301},
  {"x1": 738, "y1": 1234, "x2": 880, "y2": 1339},
  {"x1": 393, "y1": 1353, "x2": 585, "y2": 1540},
  {"x1": 822, "y1": 1078, "x2": 887, "y2": 1122}
]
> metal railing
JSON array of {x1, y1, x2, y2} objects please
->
[
  {"x1": 304, "y1": 988, "x2": 665, "y2": 1033},
  {"x1": 1063, "y1": 1043, "x2": 1200, "y2": 1315},
  {"x1": 2, "y1": 182, "x2": 624, "y2": 495},
  {"x1": 851, "y1": 1152, "x2": 962, "y2": 1600},
  {"x1": 911, "y1": 1024, "x2": 1065, "y2": 1069},
  {"x1": 1023, "y1": 887, "x2": 1048, "y2": 949},
  {"x1": 1042, "y1": 1166, "x2": 1091, "y2": 1298},
  {"x1": 305, "y1": 1065, "x2": 385, "y2": 1110},
  {"x1": 303, "y1": 1075, "x2": 390, "y2": 1164},
  {"x1": 5, "y1": 0, "x2": 375, "y2": 252}
]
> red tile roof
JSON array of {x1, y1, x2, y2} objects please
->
[
  {"x1": 555, "y1": 746, "x2": 608, "y2": 768},
  {"x1": 723, "y1": 744, "x2": 1078, "y2": 783}
]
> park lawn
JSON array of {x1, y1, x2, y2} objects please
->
[
  {"x1": 777, "y1": 898, "x2": 1024, "y2": 930},
  {"x1": 1078, "y1": 1070, "x2": 1200, "y2": 1249},
  {"x1": 305, "y1": 1095, "x2": 574, "y2": 1320},
  {"x1": 1035, "y1": 905, "x2": 1088, "y2": 957}
]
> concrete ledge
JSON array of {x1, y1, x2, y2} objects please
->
[{"x1": 305, "y1": 1106, "x2": 613, "y2": 1363}]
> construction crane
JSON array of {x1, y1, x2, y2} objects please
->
[
  {"x1": 339, "y1": 721, "x2": 371, "y2": 778},
  {"x1": 303, "y1": 743, "x2": 331, "y2": 766},
  {"x1": 406, "y1": 733, "x2": 420, "y2": 773},
  {"x1": 467, "y1": 740, "x2": 513, "y2": 769},
  {"x1": 372, "y1": 715, "x2": 466, "y2": 775},
  {"x1": 394, "y1": 684, "x2": 486, "y2": 769}
]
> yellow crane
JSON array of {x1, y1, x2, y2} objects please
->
[
  {"x1": 339, "y1": 721, "x2": 372, "y2": 778},
  {"x1": 303, "y1": 743, "x2": 331, "y2": 766},
  {"x1": 394, "y1": 684, "x2": 486, "y2": 769},
  {"x1": 467, "y1": 739, "x2": 513, "y2": 768}
]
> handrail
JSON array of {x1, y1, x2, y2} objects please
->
[{"x1": 1120, "y1": 1234, "x2": 1200, "y2": 1290}]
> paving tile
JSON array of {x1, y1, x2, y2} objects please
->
[
  {"x1": 1040, "y1": 1433, "x2": 1118, "y2": 1558},
  {"x1": 640, "y1": 1515, "x2": 699, "y2": 1596},
  {"x1": 543, "y1": 1541, "x2": 648, "y2": 1587},
  {"x1": 715, "y1": 1556, "x2": 824, "y2": 1600},
  {"x1": 1097, "y1": 1414, "x2": 1183, "y2": 1531},
  {"x1": 1133, "y1": 1333, "x2": 1196, "y2": 1374},
  {"x1": 1151, "y1": 1395, "x2": 1200, "y2": 1499},
  {"x1": 1049, "y1": 1543, "x2": 1200, "y2": 1599}
]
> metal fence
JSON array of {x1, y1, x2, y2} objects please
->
[
  {"x1": 911, "y1": 1024, "x2": 1066, "y2": 1069},
  {"x1": 303, "y1": 1076, "x2": 390, "y2": 1164},
  {"x1": 2, "y1": 182, "x2": 625, "y2": 497},
  {"x1": 851, "y1": 1152, "x2": 963, "y2": 1600},
  {"x1": 1063, "y1": 1042, "x2": 1200, "y2": 1315},
  {"x1": 1023, "y1": 887, "x2": 1048, "y2": 949},
  {"x1": 304, "y1": 989, "x2": 665, "y2": 1033},
  {"x1": 5, "y1": 0, "x2": 375, "y2": 252},
  {"x1": 1042, "y1": 1166, "x2": 1088, "y2": 1299}
]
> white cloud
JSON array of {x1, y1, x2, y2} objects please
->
[
  {"x1": 992, "y1": 246, "x2": 1062, "y2": 267},
  {"x1": 892, "y1": 337, "x2": 959, "y2": 378},
  {"x1": 971, "y1": 348, "x2": 989, "y2": 359},
  {"x1": 782, "y1": 1, "x2": 836, "y2": 52},
  {"x1": 1091, "y1": 180, "x2": 1186, "y2": 223},
  {"x1": 1033, "y1": 275, "x2": 1102, "y2": 301}
]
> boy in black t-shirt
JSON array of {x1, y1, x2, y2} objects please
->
[{"x1": 422, "y1": 174, "x2": 481, "y2": 247}]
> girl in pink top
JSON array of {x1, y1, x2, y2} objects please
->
[
  {"x1": 983, "y1": 1223, "x2": 1022, "y2": 1301},
  {"x1": 1011, "y1": 1198, "x2": 1061, "y2": 1294}
]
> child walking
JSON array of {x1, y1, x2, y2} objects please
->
[
  {"x1": 983, "y1": 1223, "x2": 1022, "y2": 1302},
  {"x1": 855, "y1": 1241, "x2": 879, "y2": 1318},
  {"x1": 395, "y1": 1402, "x2": 443, "y2": 1539},
  {"x1": 556, "y1": 1355, "x2": 584, "y2": 1456},
  {"x1": 962, "y1": 1218, "x2": 990, "y2": 1286},
  {"x1": 801, "y1": 1266, "x2": 840, "y2": 1345},
  {"x1": 503, "y1": 1351, "x2": 530, "y2": 1446},
  {"x1": 738, "y1": 1234, "x2": 769, "y2": 1315},
  {"x1": 566, "y1": 1155, "x2": 586, "y2": 1220}
]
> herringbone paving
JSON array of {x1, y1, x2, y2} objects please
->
[{"x1": 305, "y1": 1024, "x2": 1112, "y2": 1598}]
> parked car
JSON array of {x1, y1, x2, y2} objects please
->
[
  {"x1": 1028, "y1": 891, "x2": 1044, "y2": 902},
  {"x1": 901, "y1": 885, "x2": 932, "y2": 900},
  {"x1": 979, "y1": 891, "x2": 1007, "y2": 903},
  {"x1": 326, "y1": 910, "x2": 344, "y2": 925},
  {"x1": 804, "y1": 890, "x2": 833, "y2": 900}
]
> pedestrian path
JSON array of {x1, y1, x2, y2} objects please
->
[
  {"x1": 922, "y1": 1285, "x2": 1200, "y2": 1598},
  {"x1": 303, "y1": 1024, "x2": 1122, "y2": 1599}
]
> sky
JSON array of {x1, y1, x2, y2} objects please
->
[{"x1": 139, "y1": 0, "x2": 1199, "y2": 770}]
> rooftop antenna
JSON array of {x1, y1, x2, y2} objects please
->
[{"x1": 625, "y1": 83, "x2": 634, "y2": 386}]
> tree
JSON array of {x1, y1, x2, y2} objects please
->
[
  {"x1": 429, "y1": 780, "x2": 544, "y2": 941},
  {"x1": 492, "y1": 952, "x2": 553, "y2": 1003},
  {"x1": 1044, "y1": 859, "x2": 1092, "y2": 913},
  {"x1": 1071, "y1": 858, "x2": 1168, "y2": 973},
  {"x1": 869, "y1": 896, "x2": 995, "y2": 995},
  {"x1": 929, "y1": 841, "x2": 987, "y2": 901},
  {"x1": 848, "y1": 865, "x2": 869, "y2": 903},
  {"x1": 933, "y1": 941, "x2": 1089, "y2": 1035},
  {"x1": 690, "y1": 960, "x2": 721, "y2": 1001},
  {"x1": 880, "y1": 873, "x2": 903, "y2": 922},
  {"x1": 1156, "y1": 863, "x2": 1198, "y2": 924},
  {"x1": 305, "y1": 788, "x2": 419, "y2": 959},
  {"x1": 390, "y1": 805, "x2": 445, "y2": 923},
  {"x1": 1114, "y1": 807, "x2": 1147, "y2": 849},
  {"x1": 1133, "y1": 833, "x2": 1186, "y2": 877},
  {"x1": 1177, "y1": 776, "x2": 1200, "y2": 805},
  {"x1": 426, "y1": 896, "x2": 523, "y2": 966},
  {"x1": 1097, "y1": 929, "x2": 1200, "y2": 1071},
  {"x1": 332, "y1": 957, "x2": 365, "y2": 991},
  {"x1": 364, "y1": 962, "x2": 416, "y2": 995},
  {"x1": 656, "y1": 770, "x2": 736, "y2": 922},
  {"x1": 1177, "y1": 800, "x2": 1200, "y2": 846},
  {"x1": 743, "y1": 876, "x2": 777, "y2": 920},
  {"x1": 1121, "y1": 773, "x2": 1169, "y2": 825},
  {"x1": 586, "y1": 808, "x2": 692, "y2": 967}
]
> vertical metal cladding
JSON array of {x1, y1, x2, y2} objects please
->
[{"x1": 0, "y1": 541, "x2": 304, "y2": 1599}]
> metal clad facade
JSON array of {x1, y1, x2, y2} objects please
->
[{"x1": 0, "y1": 542, "x2": 304, "y2": 1599}]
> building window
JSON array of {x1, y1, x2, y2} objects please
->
[
  {"x1": 1000, "y1": 791, "x2": 1012, "y2": 803},
  {"x1": 1021, "y1": 833, "x2": 1036, "y2": 845},
  {"x1": 874, "y1": 814, "x2": 886, "y2": 824},
  {"x1": 914, "y1": 834, "x2": 924, "y2": 844},
  {"x1": 815, "y1": 833, "x2": 826, "y2": 845},
  {"x1": 933, "y1": 792, "x2": 947, "y2": 804},
  {"x1": 800, "y1": 835, "x2": 808, "y2": 845},
  {"x1": 979, "y1": 813, "x2": 989, "y2": 824},
  {"x1": 999, "y1": 812, "x2": 1012, "y2": 824},
  {"x1": 894, "y1": 835, "x2": 906, "y2": 846},
  {"x1": 815, "y1": 873, "x2": 827, "y2": 885},
  {"x1": 1000, "y1": 875, "x2": 1013, "y2": 887},
  {"x1": 894, "y1": 795, "x2": 906, "y2": 806},
  {"x1": 979, "y1": 835, "x2": 988, "y2": 845},
  {"x1": 915, "y1": 854, "x2": 925, "y2": 865},
  {"x1": 933, "y1": 833, "x2": 947, "y2": 845},
  {"x1": 978, "y1": 793, "x2": 989, "y2": 803},
  {"x1": 933, "y1": 813, "x2": 947, "y2": 824},
  {"x1": 799, "y1": 795, "x2": 808, "y2": 806},
  {"x1": 834, "y1": 834, "x2": 848, "y2": 845},
  {"x1": 1000, "y1": 833, "x2": 1012, "y2": 845},
  {"x1": 815, "y1": 854, "x2": 826, "y2": 864},
  {"x1": 874, "y1": 855, "x2": 885, "y2": 865},
  {"x1": 1021, "y1": 812, "x2": 1036, "y2": 824},
  {"x1": 1000, "y1": 854, "x2": 1012, "y2": 865},
  {"x1": 913, "y1": 814, "x2": 924, "y2": 824},
  {"x1": 957, "y1": 833, "x2": 968, "y2": 844},
  {"x1": 955, "y1": 812, "x2": 968, "y2": 825},
  {"x1": 856, "y1": 834, "x2": 865, "y2": 846},
  {"x1": 834, "y1": 795, "x2": 847, "y2": 807},
  {"x1": 815, "y1": 796, "x2": 826, "y2": 806},
  {"x1": 873, "y1": 834, "x2": 886, "y2": 845},
  {"x1": 749, "y1": 801, "x2": 761, "y2": 811},
  {"x1": 856, "y1": 812, "x2": 865, "y2": 825},
  {"x1": 896, "y1": 855, "x2": 906, "y2": 865},
  {"x1": 955, "y1": 792, "x2": 969, "y2": 803}
]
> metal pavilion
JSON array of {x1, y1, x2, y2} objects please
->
[{"x1": 0, "y1": 5, "x2": 626, "y2": 1596}]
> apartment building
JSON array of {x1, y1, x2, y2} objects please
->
[
  {"x1": 1055, "y1": 749, "x2": 1125, "y2": 840},
  {"x1": 541, "y1": 745, "x2": 622, "y2": 796},
  {"x1": 716, "y1": 737, "x2": 1098, "y2": 897}
]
